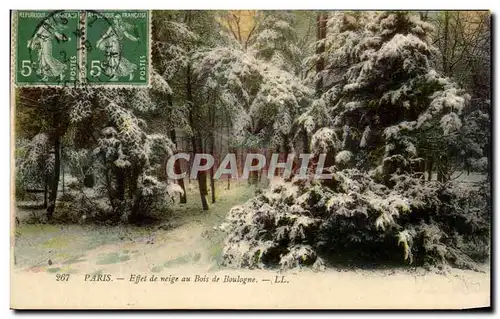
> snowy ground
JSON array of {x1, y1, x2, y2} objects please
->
[
  {"x1": 13, "y1": 181, "x2": 253, "y2": 269},
  {"x1": 11, "y1": 179, "x2": 490, "y2": 309}
]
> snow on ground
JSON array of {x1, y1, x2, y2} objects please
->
[{"x1": 11, "y1": 180, "x2": 490, "y2": 309}]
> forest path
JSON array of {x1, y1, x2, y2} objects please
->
[{"x1": 13, "y1": 181, "x2": 256, "y2": 275}]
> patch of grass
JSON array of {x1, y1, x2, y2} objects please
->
[
  {"x1": 16, "y1": 224, "x2": 59, "y2": 236},
  {"x1": 208, "y1": 242, "x2": 224, "y2": 265},
  {"x1": 96, "y1": 252, "x2": 130, "y2": 265},
  {"x1": 150, "y1": 265, "x2": 164, "y2": 273},
  {"x1": 163, "y1": 252, "x2": 201, "y2": 268},
  {"x1": 171, "y1": 181, "x2": 256, "y2": 226},
  {"x1": 62, "y1": 256, "x2": 86, "y2": 265},
  {"x1": 55, "y1": 252, "x2": 72, "y2": 259},
  {"x1": 46, "y1": 267, "x2": 61, "y2": 273},
  {"x1": 42, "y1": 237, "x2": 71, "y2": 249}
]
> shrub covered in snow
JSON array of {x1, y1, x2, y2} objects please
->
[
  {"x1": 219, "y1": 170, "x2": 489, "y2": 270},
  {"x1": 92, "y1": 101, "x2": 178, "y2": 224},
  {"x1": 15, "y1": 134, "x2": 54, "y2": 198}
]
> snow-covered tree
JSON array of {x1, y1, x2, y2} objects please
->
[
  {"x1": 249, "y1": 11, "x2": 302, "y2": 73},
  {"x1": 301, "y1": 12, "x2": 477, "y2": 183},
  {"x1": 220, "y1": 168, "x2": 489, "y2": 270},
  {"x1": 85, "y1": 87, "x2": 177, "y2": 222},
  {"x1": 194, "y1": 45, "x2": 312, "y2": 154},
  {"x1": 15, "y1": 134, "x2": 53, "y2": 205},
  {"x1": 218, "y1": 11, "x2": 490, "y2": 272}
]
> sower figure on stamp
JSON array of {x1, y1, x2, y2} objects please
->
[
  {"x1": 27, "y1": 20, "x2": 69, "y2": 82},
  {"x1": 96, "y1": 14, "x2": 138, "y2": 81}
]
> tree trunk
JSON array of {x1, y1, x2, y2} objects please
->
[
  {"x1": 104, "y1": 166, "x2": 115, "y2": 212},
  {"x1": 128, "y1": 164, "x2": 139, "y2": 199},
  {"x1": 315, "y1": 12, "x2": 327, "y2": 96},
  {"x1": 302, "y1": 129, "x2": 310, "y2": 154},
  {"x1": 437, "y1": 157, "x2": 447, "y2": 182},
  {"x1": 210, "y1": 166, "x2": 216, "y2": 203},
  {"x1": 248, "y1": 148, "x2": 259, "y2": 185},
  {"x1": 61, "y1": 144, "x2": 65, "y2": 195},
  {"x1": 437, "y1": 169, "x2": 443, "y2": 182},
  {"x1": 169, "y1": 127, "x2": 187, "y2": 203},
  {"x1": 46, "y1": 131, "x2": 61, "y2": 220},
  {"x1": 43, "y1": 173, "x2": 48, "y2": 209},
  {"x1": 186, "y1": 62, "x2": 209, "y2": 210},
  {"x1": 197, "y1": 154, "x2": 209, "y2": 210},
  {"x1": 442, "y1": 12, "x2": 450, "y2": 74},
  {"x1": 427, "y1": 158, "x2": 434, "y2": 181},
  {"x1": 283, "y1": 134, "x2": 291, "y2": 160},
  {"x1": 199, "y1": 141, "x2": 209, "y2": 196},
  {"x1": 116, "y1": 168, "x2": 125, "y2": 201},
  {"x1": 226, "y1": 117, "x2": 231, "y2": 190},
  {"x1": 190, "y1": 134, "x2": 208, "y2": 211},
  {"x1": 209, "y1": 103, "x2": 216, "y2": 203}
]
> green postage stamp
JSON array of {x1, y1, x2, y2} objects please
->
[
  {"x1": 85, "y1": 11, "x2": 150, "y2": 85},
  {"x1": 14, "y1": 11, "x2": 80, "y2": 86},
  {"x1": 13, "y1": 10, "x2": 151, "y2": 87}
]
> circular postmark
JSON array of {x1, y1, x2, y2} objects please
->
[
  {"x1": 26, "y1": 10, "x2": 122, "y2": 88},
  {"x1": 83, "y1": 10, "x2": 128, "y2": 85}
]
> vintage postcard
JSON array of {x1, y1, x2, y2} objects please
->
[{"x1": 10, "y1": 9, "x2": 491, "y2": 309}]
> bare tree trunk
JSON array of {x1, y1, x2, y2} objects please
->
[
  {"x1": 248, "y1": 148, "x2": 259, "y2": 185},
  {"x1": 128, "y1": 163, "x2": 139, "y2": 199},
  {"x1": 115, "y1": 167, "x2": 125, "y2": 201},
  {"x1": 61, "y1": 143, "x2": 65, "y2": 195},
  {"x1": 186, "y1": 61, "x2": 209, "y2": 210},
  {"x1": 283, "y1": 134, "x2": 291, "y2": 160},
  {"x1": 209, "y1": 103, "x2": 216, "y2": 203},
  {"x1": 199, "y1": 141, "x2": 209, "y2": 196},
  {"x1": 103, "y1": 165, "x2": 115, "y2": 212},
  {"x1": 302, "y1": 129, "x2": 310, "y2": 154},
  {"x1": 197, "y1": 143, "x2": 209, "y2": 210},
  {"x1": 47, "y1": 129, "x2": 60, "y2": 221},
  {"x1": 43, "y1": 173, "x2": 48, "y2": 209},
  {"x1": 190, "y1": 132, "x2": 208, "y2": 210},
  {"x1": 239, "y1": 149, "x2": 245, "y2": 178},
  {"x1": 169, "y1": 127, "x2": 187, "y2": 203},
  {"x1": 226, "y1": 119, "x2": 231, "y2": 190},
  {"x1": 442, "y1": 11, "x2": 450, "y2": 74},
  {"x1": 315, "y1": 12, "x2": 327, "y2": 96},
  {"x1": 427, "y1": 158, "x2": 434, "y2": 181},
  {"x1": 210, "y1": 164, "x2": 216, "y2": 203}
]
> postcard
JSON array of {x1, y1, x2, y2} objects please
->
[{"x1": 10, "y1": 9, "x2": 491, "y2": 309}]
